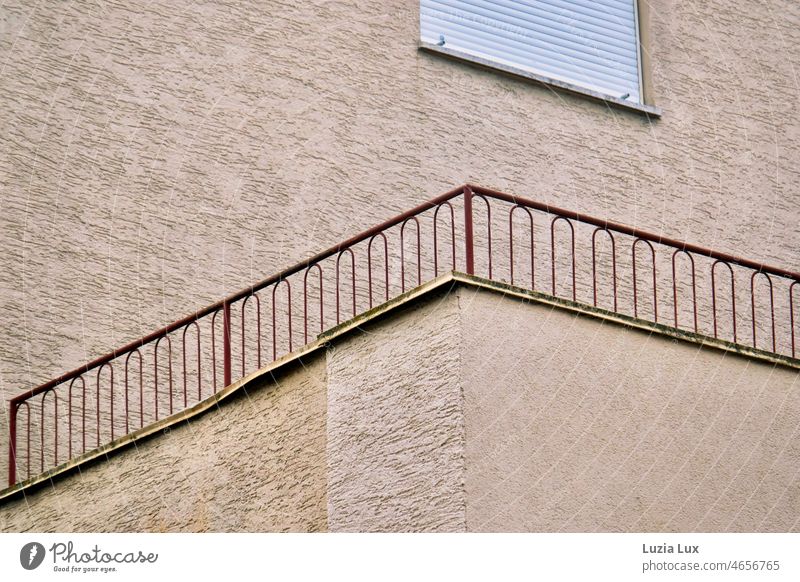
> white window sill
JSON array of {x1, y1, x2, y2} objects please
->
[{"x1": 419, "y1": 42, "x2": 662, "y2": 119}]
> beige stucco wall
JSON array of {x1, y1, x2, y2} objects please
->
[
  {"x1": 0, "y1": 355, "x2": 327, "y2": 532},
  {"x1": 3, "y1": 0, "x2": 800, "y2": 476},
  {"x1": 326, "y1": 289, "x2": 466, "y2": 532},
  {"x1": 1, "y1": 281, "x2": 797, "y2": 531},
  {"x1": 458, "y1": 286, "x2": 800, "y2": 532}
]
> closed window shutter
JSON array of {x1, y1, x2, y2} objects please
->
[{"x1": 421, "y1": 0, "x2": 642, "y2": 103}]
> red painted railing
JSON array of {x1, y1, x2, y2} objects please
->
[{"x1": 7, "y1": 185, "x2": 800, "y2": 486}]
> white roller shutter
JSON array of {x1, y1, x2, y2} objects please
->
[{"x1": 420, "y1": 0, "x2": 643, "y2": 103}]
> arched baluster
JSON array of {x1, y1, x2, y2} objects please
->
[
  {"x1": 368, "y1": 232, "x2": 390, "y2": 306},
  {"x1": 303, "y1": 264, "x2": 324, "y2": 344},
  {"x1": 68, "y1": 376, "x2": 86, "y2": 457},
  {"x1": 336, "y1": 248, "x2": 356, "y2": 325},
  {"x1": 433, "y1": 202, "x2": 456, "y2": 276},
  {"x1": 474, "y1": 194, "x2": 493, "y2": 279},
  {"x1": 182, "y1": 321, "x2": 202, "y2": 407},
  {"x1": 241, "y1": 293, "x2": 262, "y2": 375},
  {"x1": 711, "y1": 260, "x2": 737, "y2": 343},
  {"x1": 791, "y1": 281, "x2": 799, "y2": 358},
  {"x1": 124, "y1": 349, "x2": 143, "y2": 432},
  {"x1": 211, "y1": 309, "x2": 222, "y2": 394},
  {"x1": 750, "y1": 272, "x2": 776, "y2": 352},
  {"x1": 18, "y1": 401, "x2": 31, "y2": 481},
  {"x1": 96, "y1": 362, "x2": 114, "y2": 446},
  {"x1": 592, "y1": 228, "x2": 618, "y2": 311},
  {"x1": 154, "y1": 336, "x2": 174, "y2": 420},
  {"x1": 40, "y1": 388, "x2": 58, "y2": 472},
  {"x1": 510, "y1": 205, "x2": 535, "y2": 289},
  {"x1": 632, "y1": 238, "x2": 658, "y2": 322},
  {"x1": 272, "y1": 280, "x2": 293, "y2": 361},
  {"x1": 400, "y1": 218, "x2": 421, "y2": 293},
  {"x1": 671, "y1": 249, "x2": 698, "y2": 332},
  {"x1": 551, "y1": 217, "x2": 576, "y2": 301}
]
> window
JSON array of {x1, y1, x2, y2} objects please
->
[{"x1": 420, "y1": 0, "x2": 658, "y2": 115}]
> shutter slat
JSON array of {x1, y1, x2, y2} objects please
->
[
  {"x1": 421, "y1": 0, "x2": 642, "y2": 103},
  {"x1": 534, "y1": 0, "x2": 634, "y2": 25}
]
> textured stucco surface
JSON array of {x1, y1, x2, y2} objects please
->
[
  {"x1": 2, "y1": 0, "x2": 800, "y2": 481},
  {"x1": 326, "y1": 290, "x2": 466, "y2": 532},
  {"x1": 1, "y1": 282, "x2": 797, "y2": 532},
  {"x1": 458, "y1": 286, "x2": 800, "y2": 532},
  {"x1": 0, "y1": 355, "x2": 328, "y2": 532}
]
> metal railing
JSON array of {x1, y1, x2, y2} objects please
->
[{"x1": 7, "y1": 185, "x2": 800, "y2": 486}]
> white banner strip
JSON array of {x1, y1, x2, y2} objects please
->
[{"x1": 1, "y1": 533, "x2": 797, "y2": 581}]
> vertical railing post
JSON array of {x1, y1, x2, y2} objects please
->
[
  {"x1": 463, "y1": 186, "x2": 475, "y2": 275},
  {"x1": 223, "y1": 300, "x2": 232, "y2": 387},
  {"x1": 8, "y1": 401, "x2": 17, "y2": 486}
]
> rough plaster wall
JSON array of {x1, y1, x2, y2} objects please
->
[
  {"x1": 1, "y1": 0, "x2": 799, "y2": 501},
  {"x1": 458, "y1": 287, "x2": 800, "y2": 532},
  {"x1": 2, "y1": 283, "x2": 798, "y2": 533},
  {"x1": 326, "y1": 291, "x2": 466, "y2": 532},
  {"x1": 0, "y1": 356, "x2": 327, "y2": 532}
]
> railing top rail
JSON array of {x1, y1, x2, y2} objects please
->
[
  {"x1": 8, "y1": 185, "x2": 466, "y2": 405},
  {"x1": 467, "y1": 184, "x2": 800, "y2": 281}
]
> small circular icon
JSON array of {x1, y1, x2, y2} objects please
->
[{"x1": 20, "y1": 542, "x2": 46, "y2": 570}]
